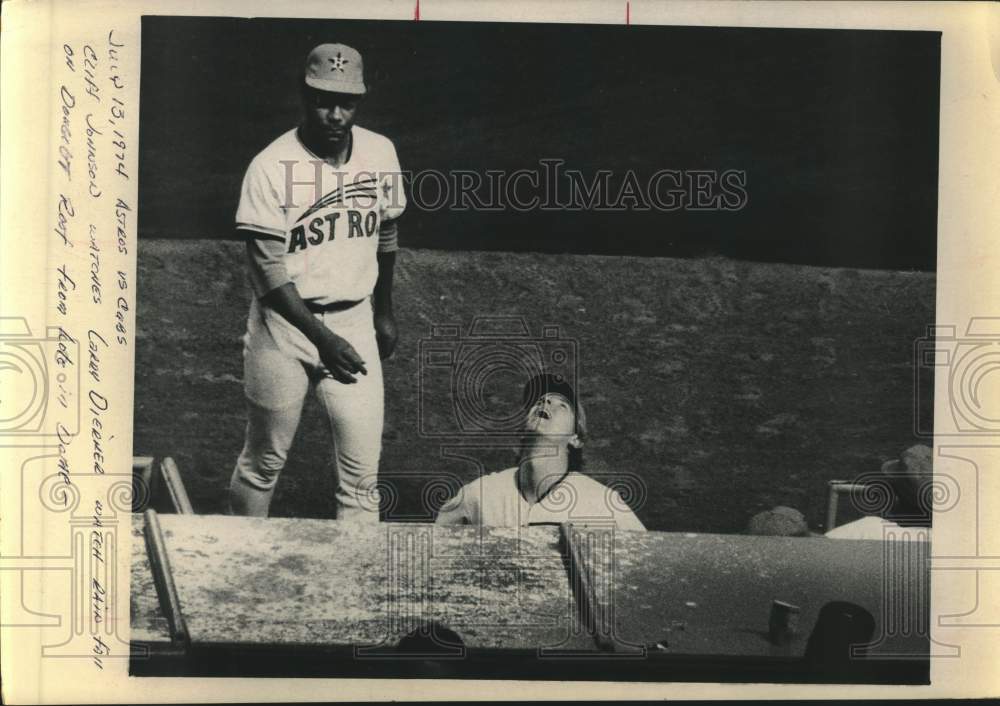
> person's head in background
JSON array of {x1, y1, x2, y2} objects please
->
[{"x1": 880, "y1": 444, "x2": 932, "y2": 527}]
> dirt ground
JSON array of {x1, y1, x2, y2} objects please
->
[{"x1": 134, "y1": 239, "x2": 934, "y2": 533}]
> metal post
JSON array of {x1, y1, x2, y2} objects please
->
[{"x1": 159, "y1": 457, "x2": 195, "y2": 515}]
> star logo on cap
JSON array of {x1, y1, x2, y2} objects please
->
[{"x1": 329, "y1": 52, "x2": 349, "y2": 72}]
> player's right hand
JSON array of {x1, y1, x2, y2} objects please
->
[{"x1": 317, "y1": 331, "x2": 368, "y2": 384}]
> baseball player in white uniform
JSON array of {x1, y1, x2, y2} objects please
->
[
  {"x1": 228, "y1": 43, "x2": 405, "y2": 521},
  {"x1": 436, "y1": 374, "x2": 646, "y2": 530}
]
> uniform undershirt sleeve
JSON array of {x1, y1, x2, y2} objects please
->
[
  {"x1": 245, "y1": 235, "x2": 292, "y2": 298},
  {"x1": 377, "y1": 220, "x2": 399, "y2": 253},
  {"x1": 377, "y1": 140, "x2": 405, "y2": 254}
]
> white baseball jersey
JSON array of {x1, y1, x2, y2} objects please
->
[
  {"x1": 235, "y1": 126, "x2": 406, "y2": 304},
  {"x1": 436, "y1": 467, "x2": 646, "y2": 531}
]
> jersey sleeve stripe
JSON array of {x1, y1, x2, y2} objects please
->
[{"x1": 377, "y1": 220, "x2": 399, "y2": 253}]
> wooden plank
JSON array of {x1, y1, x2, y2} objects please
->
[
  {"x1": 143, "y1": 510, "x2": 190, "y2": 646},
  {"x1": 129, "y1": 513, "x2": 171, "y2": 644},
  {"x1": 153, "y1": 514, "x2": 594, "y2": 652},
  {"x1": 415, "y1": 523, "x2": 592, "y2": 651},
  {"x1": 567, "y1": 529, "x2": 930, "y2": 659}
]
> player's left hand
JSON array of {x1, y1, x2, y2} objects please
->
[{"x1": 374, "y1": 311, "x2": 398, "y2": 360}]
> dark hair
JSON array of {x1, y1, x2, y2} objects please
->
[
  {"x1": 396, "y1": 621, "x2": 464, "y2": 654},
  {"x1": 883, "y1": 474, "x2": 932, "y2": 527}
]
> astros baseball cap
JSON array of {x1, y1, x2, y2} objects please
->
[
  {"x1": 304, "y1": 43, "x2": 366, "y2": 95},
  {"x1": 523, "y1": 373, "x2": 588, "y2": 438}
]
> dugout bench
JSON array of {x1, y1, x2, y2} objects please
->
[
  {"x1": 130, "y1": 457, "x2": 930, "y2": 684},
  {"x1": 129, "y1": 468, "x2": 930, "y2": 683}
]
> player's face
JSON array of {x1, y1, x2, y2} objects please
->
[
  {"x1": 302, "y1": 87, "x2": 360, "y2": 152},
  {"x1": 524, "y1": 393, "x2": 577, "y2": 437}
]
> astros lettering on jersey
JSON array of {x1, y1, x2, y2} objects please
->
[{"x1": 236, "y1": 126, "x2": 406, "y2": 304}]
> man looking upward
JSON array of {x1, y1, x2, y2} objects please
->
[{"x1": 436, "y1": 374, "x2": 646, "y2": 530}]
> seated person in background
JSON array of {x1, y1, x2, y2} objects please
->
[
  {"x1": 826, "y1": 444, "x2": 932, "y2": 541},
  {"x1": 435, "y1": 373, "x2": 646, "y2": 531}
]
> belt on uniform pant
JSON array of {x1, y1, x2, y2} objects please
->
[{"x1": 305, "y1": 299, "x2": 365, "y2": 314}]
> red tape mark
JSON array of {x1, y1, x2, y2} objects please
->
[
  {"x1": 626, "y1": 1, "x2": 631, "y2": 25},
  {"x1": 415, "y1": 0, "x2": 420, "y2": 21}
]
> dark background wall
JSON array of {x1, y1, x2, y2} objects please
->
[{"x1": 139, "y1": 17, "x2": 940, "y2": 270}]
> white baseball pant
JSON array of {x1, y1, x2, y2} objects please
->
[{"x1": 229, "y1": 297, "x2": 383, "y2": 520}]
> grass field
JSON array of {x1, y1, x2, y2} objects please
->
[
  {"x1": 134, "y1": 239, "x2": 934, "y2": 533},
  {"x1": 140, "y1": 18, "x2": 939, "y2": 270}
]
